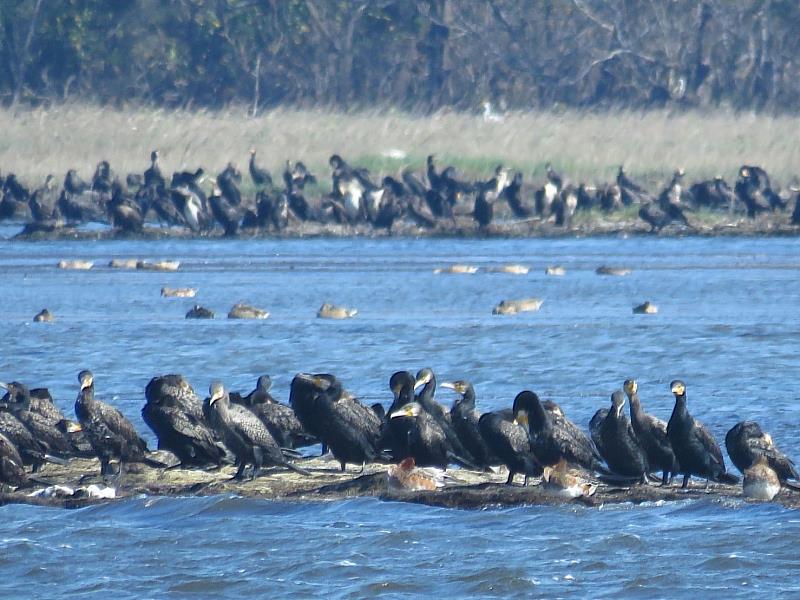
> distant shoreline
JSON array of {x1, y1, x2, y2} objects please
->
[{"x1": 4, "y1": 215, "x2": 798, "y2": 242}]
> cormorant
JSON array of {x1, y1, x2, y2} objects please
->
[
  {"x1": 725, "y1": 421, "x2": 799, "y2": 487},
  {"x1": 617, "y1": 166, "x2": 653, "y2": 205},
  {"x1": 0, "y1": 431, "x2": 27, "y2": 487},
  {"x1": 503, "y1": 172, "x2": 533, "y2": 218},
  {"x1": 597, "y1": 391, "x2": 649, "y2": 482},
  {"x1": 588, "y1": 407, "x2": 608, "y2": 459},
  {"x1": 75, "y1": 370, "x2": 161, "y2": 476},
  {"x1": 0, "y1": 382, "x2": 83, "y2": 461},
  {"x1": 64, "y1": 169, "x2": 90, "y2": 195},
  {"x1": 290, "y1": 373, "x2": 382, "y2": 471},
  {"x1": 413, "y1": 368, "x2": 476, "y2": 463},
  {"x1": 389, "y1": 402, "x2": 454, "y2": 469},
  {"x1": 689, "y1": 176, "x2": 737, "y2": 212},
  {"x1": 142, "y1": 375, "x2": 229, "y2": 467},
  {"x1": 473, "y1": 187, "x2": 493, "y2": 229},
  {"x1": 144, "y1": 150, "x2": 165, "y2": 190},
  {"x1": 208, "y1": 186, "x2": 240, "y2": 236},
  {"x1": 477, "y1": 399, "x2": 542, "y2": 485},
  {"x1": 735, "y1": 165, "x2": 784, "y2": 217},
  {"x1": 108, "y1": 180, "x2": 144, "y2": 233},
  {"x1": 666, "y1": 380, "x2": 738, "y2": 488},
  {"x1": 442, "y1": 380, "x2": 497, "y2": 469},
  {"x1": 625, "y1": 379, "x2": 679, "y2": 485},
  {"x1": 230, "y1": 376, "x2": 316, "y2": 449},
  {"x1": 92, "y1": 161, "x2": 113, "y2": 193},
  {"x1": 515, "y1": 391, "x2": 606, "y2": 472},
  {"x1": 249, "y1": 149, "x2": 272, "y2": 188},
  {"x1": 217, "y1": 162, "x2": 243, "y2": 206},
  {"x1": 553, "y1": 185, "x2": 578, "y2": 227},
  {"x1": 205, "y1": 381, "x2": 308, "y2": 479}
]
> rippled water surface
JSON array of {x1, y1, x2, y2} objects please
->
[{"x1": 1, "y1": 234, "x2": 800, "y2": 597}]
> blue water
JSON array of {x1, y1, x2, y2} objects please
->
[{"x1": 1, "y1": 234, "x2": 799, "y2": 597}]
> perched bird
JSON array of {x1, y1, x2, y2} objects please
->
[
  {"x1": 597, "y1": 391, "x2": 649, "y2": 482},
  {"x1": 442, "y1": 380, "x2": 497, "y2": 469},
  {"x1": 478, "y1": 398, "x2": 542, "y2": 485},
  {"x1": 742, "y1": 457, "x2": 781, "y2": 501},
  {"x1": 515, "y1": 391, "x2": 606, "y2": 472},
  {"x1": 249, "y1": 149, "x2": 272, "y2": 188},
  {"x1": 74, "y1": 370, "x2": 162, "y2": 476},
  {"x1": 387, "y1": 456, "x2": 450, "y2": 492},
  {"x1": 205, "y1": 381, "x2": 308, "y2": 479},
  {"x1": 541, "y1": 458, "x2": 598, "y2": 499},
  {"x1": 725, "y1": 421, "x2": 799, "y2": 487},
  {"x1": 624, "y1": 379, "x2": 679, "y2": 485},
  {"x1": 142, "y1": 375, "x2": 229, "y2": 467},
  {"x1": 0, "y1": 431, "x2": 28, "y2": 487},
  {"x1": 230, "y1": 376, "x2": 316, "y2": 449},
  {"x1": 666, "y1": 380, "x2": 738, "y2": 488},
  {"x1": 290, "y1": 373, "x2": 382, "y2": 471}
]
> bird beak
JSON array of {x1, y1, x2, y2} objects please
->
[
  {"x1": 440, "y1": 382, "x2": 456, "y2": 391},
  {"x1": 65, "y1": 422, "x2": 83, "y2": 433},
  {"x1": 0, "y1": 382, "x2": 7, "y2": 390},
  {"x1": 514, "y1": 410, "x2": 529, "y2": 427}
]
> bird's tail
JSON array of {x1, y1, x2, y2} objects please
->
[
  {"x1": 142, "y1": 456, "x2": 168, "y2": 469},
  {"x1": 43, "y1": 454, "x2": 69, "y2": 466},
  {"x1": 283, "y1": 460, "x2": 312, "y2": 477},
  {"x1": 714, "y1": 472, "x2": 739, "y2": 485}
]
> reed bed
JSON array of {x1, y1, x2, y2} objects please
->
[{"x1": 1, "y1": 104, "x2": 798, "y2": 189}]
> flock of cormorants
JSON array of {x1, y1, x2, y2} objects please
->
[
  {"x1": 0, "y1": 369, "x2": 795, "y2": 502},
  {"x1": 1, "y1": 151, "x2": 798, "y2": 237}
]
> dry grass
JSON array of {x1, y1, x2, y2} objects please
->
[{"x1": 2, "y1": 104, "x2": 799, "y2": 189}]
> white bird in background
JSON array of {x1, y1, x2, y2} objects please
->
[{"x1": 482, "y1": 101, "x2": 504, "y2": 123}]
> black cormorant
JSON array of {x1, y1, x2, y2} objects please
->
[
  {"x1": 142, "y1": 375, "x2": 229, "y2": 467},
  {"x1": 515, "y1": 391, "x2": 605, "y2": 472},
  {"x1": 205, "y1": 381, "x2": 308, "y2": 479},
  {"x1": 0, "y1": 431, "x2": 27, "y2": 487},
  {"x1": 666, "y1": 380, "x2": 738, "y2": 488},
  {"x1": 442, "y1": 380, "x2": 497, "y2": 469},
  {"x1": 477, "y1": 400, "x2": 542, "y2": 485},
  {"x1": 725, "y1": 421, "x2": 799, "y2": 487},
  {"x1": 249, "y1": 149, "x2": 272, "y2": 188},
  {"x1": 597, "y1": 391, "x2": 649, "y2": 482},
  {"x1": 625, "y1": 379, "x2": 679, "y2": 485},
  {"x1": 588, "y1": 407, "x2": 608, "y2": 459},
  {"x1": 75, "y1": 370, "x2": 161, "y2": 476},
  {"x1": 389, "y1": 402, "x2": 452, "y2": 469},
  {"x1": 290, "y1": 373, "x2": 382, "y2": 471},
  {"x1": 230, "y1": 376, "x2": 316, "y2": 449},
  {"x1": 0, "y1": 382, "x2": 82, "y2": 461},
  {"x1": 144, "y1": 150, "x2": 165, "y2": 190}
]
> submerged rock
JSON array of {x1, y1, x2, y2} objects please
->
[
  {"x1": 228, "y1": 303, "x2": 269, "y2": 319},
  {"x1": 33, "y1": 309, "x2": 54, "y2": 322},
  {"x1": 492, "y1": 298, "x2": 543, "y2": 315},
  {"x1": 186, "y1": 305, "x2": 215, "y2": 319},
  {"x1": 317, "y1": 303, "x2": 357, "y2": 319}
]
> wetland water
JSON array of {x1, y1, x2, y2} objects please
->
[{"x1": 1, "y1": 233, "x2": 799, "y2": 597}]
